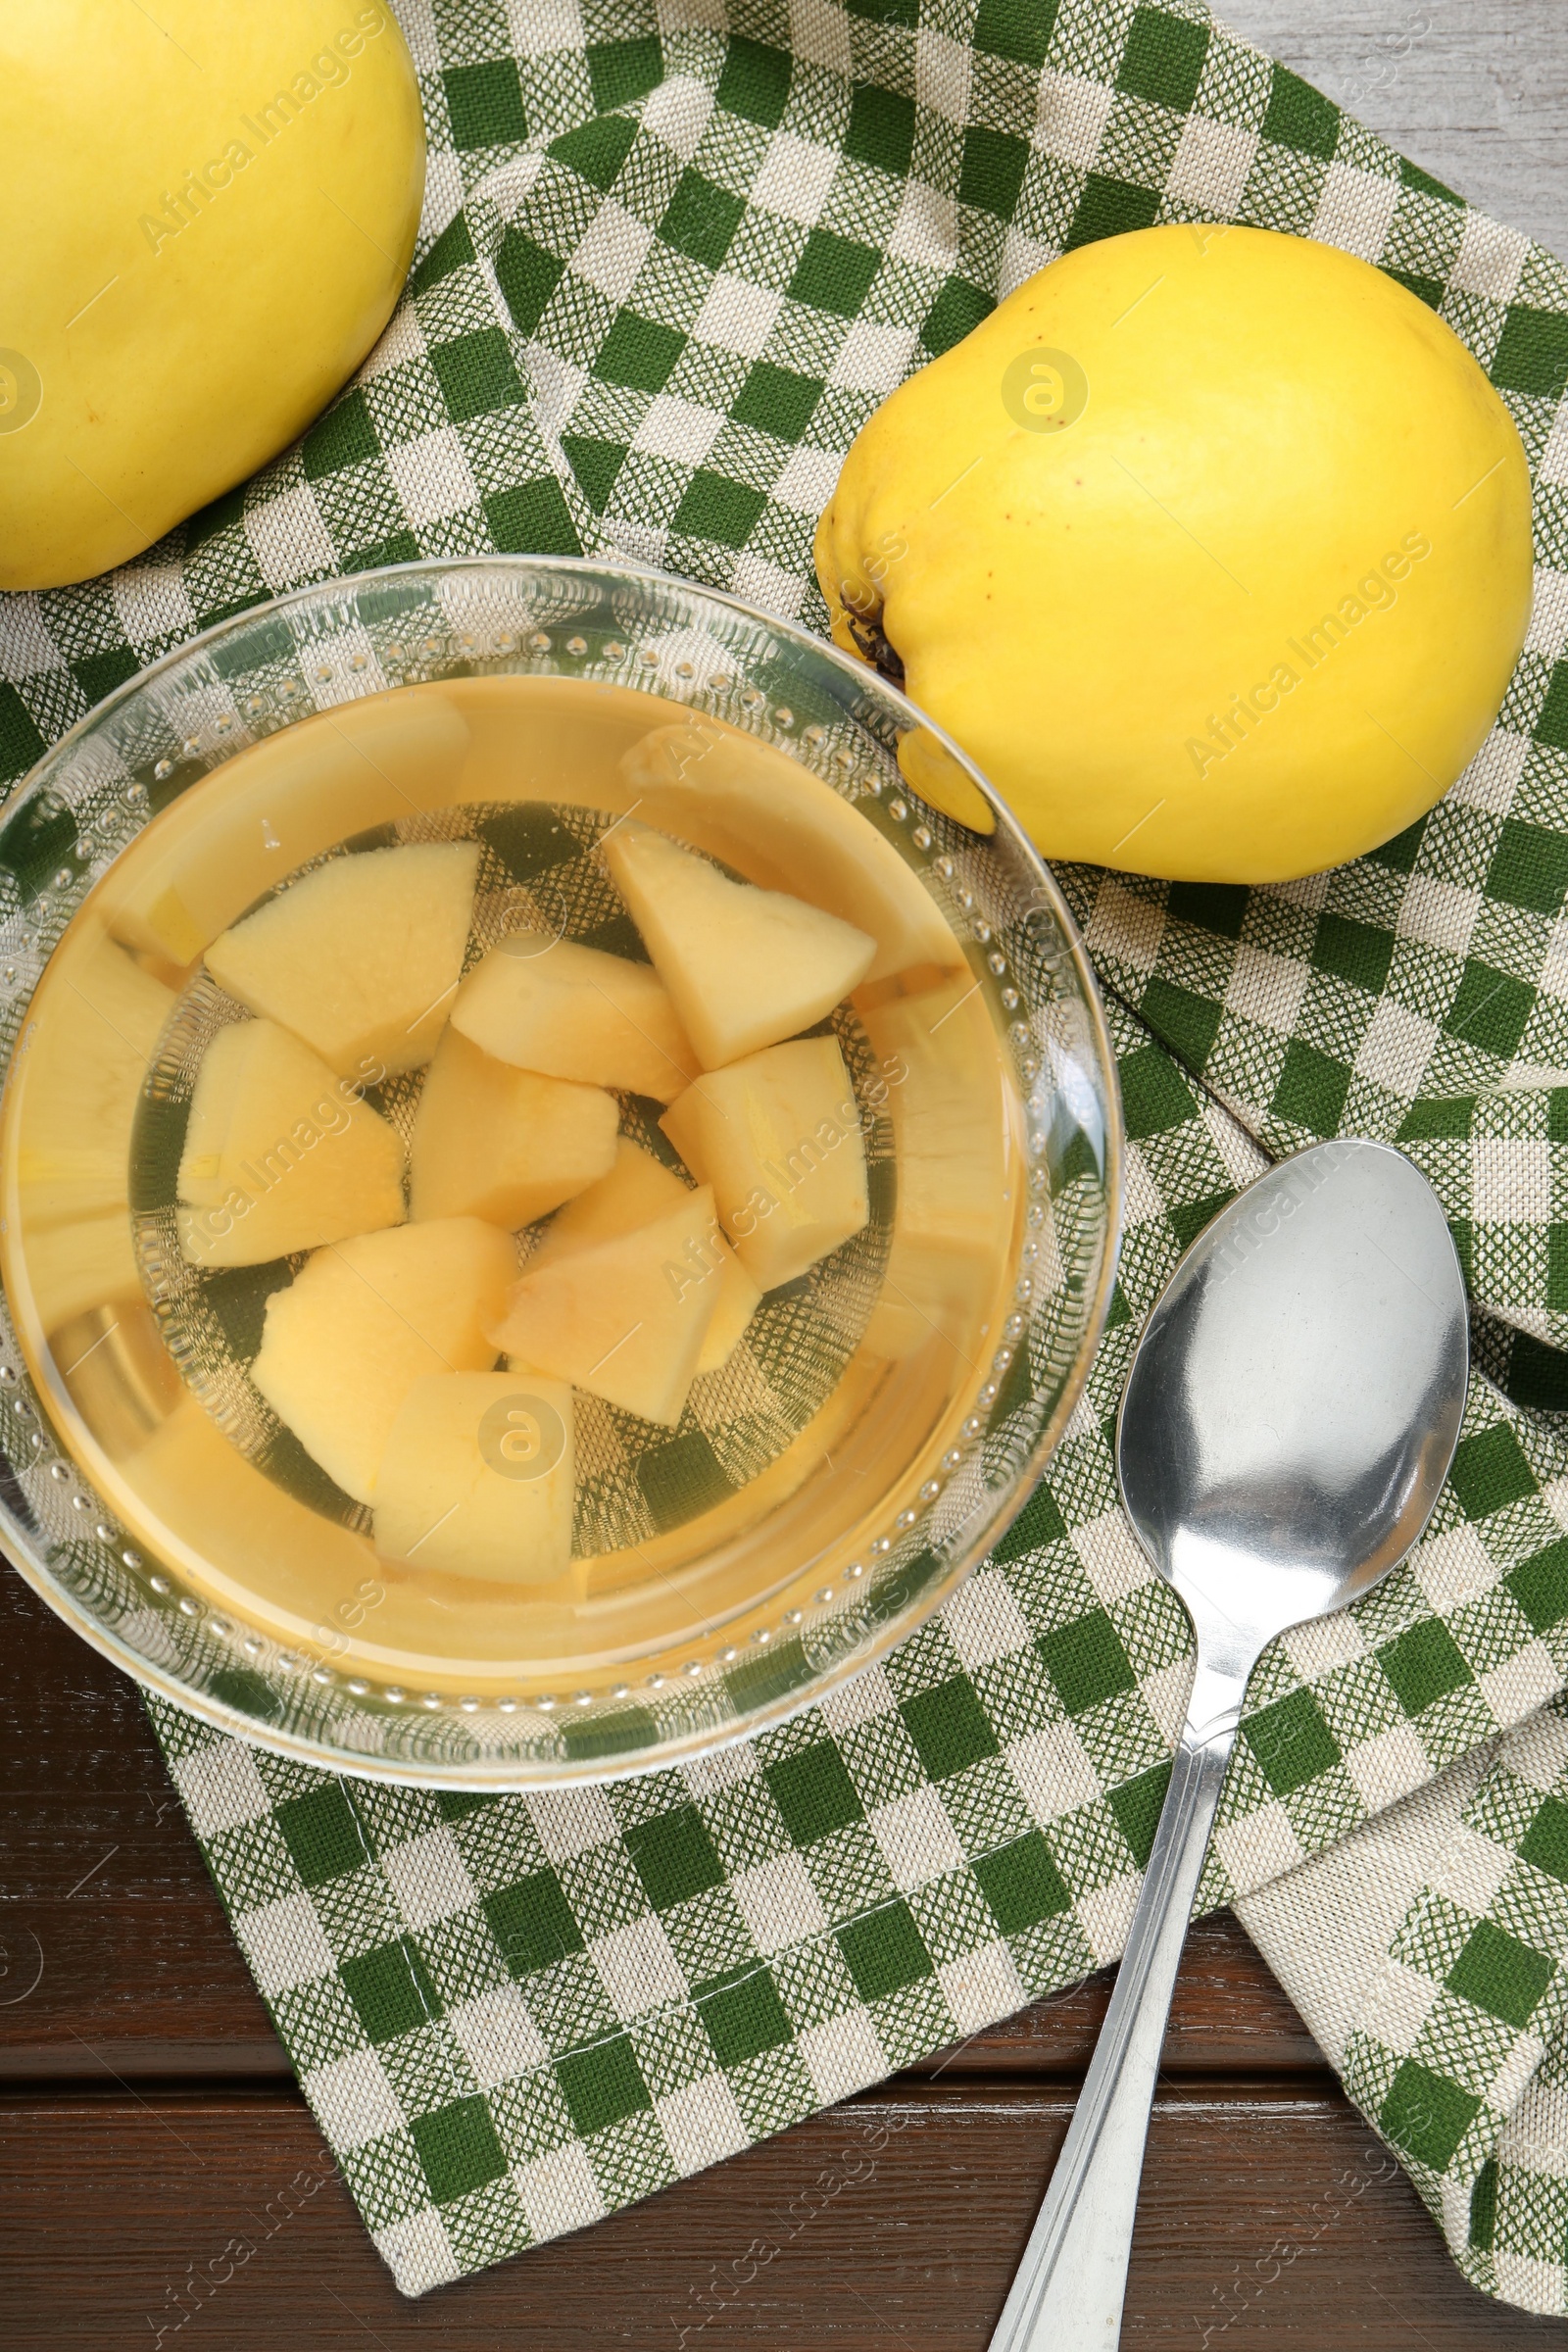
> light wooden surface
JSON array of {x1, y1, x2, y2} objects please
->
[{"x1": 1223, "y1": 0, "x2": 1568, "y2": 260}]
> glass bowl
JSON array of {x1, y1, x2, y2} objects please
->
[{"x1": 0, "y1": 557, "x2": 1120, "y2": 1785}]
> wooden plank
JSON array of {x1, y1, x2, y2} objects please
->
[
  {"x1": 0, "y1": 2080, "x2": 1538, "y2": 2349},
  {"x1": 0, "y1": 1576, "x2": 1322, "y2": 2082},
  {"x1": 0, "y1": 1578, "x2": 277, "y2": 2078},
  {"x1": 909, "y1": 1908, "x2": 1323, "y2": 2079}
]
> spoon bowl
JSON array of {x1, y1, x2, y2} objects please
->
[
  {"x1": 990, "y1": 1139, "x2": 1469, "y2": 2351},
  {"x1": 1119, "y1": 1136, "x2": 1469, "y2": 1736}
]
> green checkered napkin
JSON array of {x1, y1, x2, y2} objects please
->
[{"x1": 9, "y1": 0, "x2": 1568, "y2": 2312}]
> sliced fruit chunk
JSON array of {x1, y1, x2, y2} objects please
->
[
  {"x1": 860, "y1": 984, "x2": 1013, "y2": 1255},
  {"x1": 603, "y1": 821, "x2": 875, "y2": 1068},
  {"x1": 176, "y1": 1019, "x2": 406, "y2": 1268},
  {"x1": 206, "y1": 841, "x2": 479, "y2": 1079},
  {"x1": 860, "y1": 982, "x2": 1019, "y2": 1360},
  {"x1": 24, "y1": 1209, "x2": 143, "y2": 1332},
  {"x1": 451, "y1": 932, "x2": 698, "y2": 1102},
  {"x1": 526, "y1": 1139, "x2": 762, "y2": 1373},
  {"x1": 373, "y1": 1372, "x2": 575, "y2": 1585},
  {"x1": 13, "y1": 934, "x2": 173, "y2": 1224},
  {"x1": 527, "y1": 1138, "x2": 687, "y2": 1269},
  {"x1": 252, "y1": 1217, "x2": 515, "y2": 1505},
  {"x1": 695, "y1": 1245, "x2": 762, "y2": 1375},
  {"x1": 619, "y1": 717, "x2": 963, "y2": 983},
  {"x1": 106, "y1": 692, "x2": 471, "y2": 969},
  {"x1": 489, "y1": 1187, "x2": 723, "y2": 1427},
  {"x1": 410, "y1": 1027, "x2": 617, "y2": 1229},
  {"x1": 661, "y1": 1036, "x2": 869, "y2": 1290}
]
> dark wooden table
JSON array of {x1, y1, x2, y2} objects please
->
[{"x1": 3, "y1": 1571, "x2": 1557, "y2": 2348}]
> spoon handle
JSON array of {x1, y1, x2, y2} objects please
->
[{"x1": 985, "y1": 1726, "x2": 1235, "y2": 2352}]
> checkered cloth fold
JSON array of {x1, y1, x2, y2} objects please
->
[{"x1": 9, "y1": 0, "x2": 1568, "y2": 2313}]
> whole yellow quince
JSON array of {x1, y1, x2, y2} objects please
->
[
  {"x1": 0, "y1": 1, "x2": 424, "y2": 592},
  {"x1": 815, "y1": 226, "x2": 1534, "y2": 882}
]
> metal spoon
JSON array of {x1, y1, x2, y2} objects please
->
[{"x1": 987, "y1": 1138, "x2": 1468, "y2": 2352}]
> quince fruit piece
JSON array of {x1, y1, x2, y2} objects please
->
[
  {"x1": 603, "y1": 821, "x2": 875, "y2": 1068},
  {"x1": 0, "y1": 1, "x2": 424, "y2": 590},
  {"x1": 206, "y1": 841, "x2": 478, "y2": 1079},
  {"x1": 489, "y1": 1185, "x2": 724, "y2": 1428},
  {"x1": 816, "y1": 225, "x2": 1533, "y2": 883},
  {"x1": 616, "y1": 718, "x2": 965, "y2": 978},
  {"x1": 177, "y1": 1016, "x2": 406, "y2": 1267},
  {"x1": 451, "y1": 931, "x2": 699, "y2": 1102},
  {"x1": 661, "y1": 1037, "x2": 869, "y2": 1291},
  {"x1": 252, "y1": 1216, "x2": 514, "y2": 1504},
  {"x1": 409, "y1": 1027, "x2": 618, "y2": 1228},
  {"x1": 10, "y1": 936, "x2": 173, "y2": 1224},
  {"x1": 527, "y1": 1138, "x2": 760, "y2": 1374},
  {"x1": 373, "y1": 1373, "x2": 575, "y2": 1585}
]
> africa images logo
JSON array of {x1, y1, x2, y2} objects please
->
[
  {"x1": 1002, "y1": 348, "x2": 1090, "y2": 434},
  {"x1": 477, "y1": 1394, "x2": 568, "y2": 1482}
]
